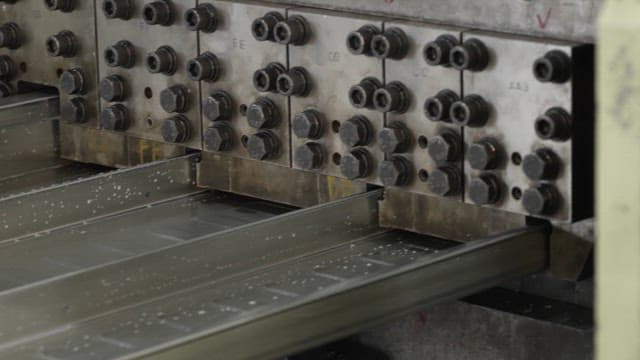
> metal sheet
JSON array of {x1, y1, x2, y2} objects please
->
[
  {"x1": 0, "y1": 92, "x2": 61, "y2": 179},
  {"x1": 0, "y1": 226, "x2": 546, "y2": 360},
  {"x1": 0, "y1": 190, "x2": 382, "y2": 346},
  {"x1": 267, "y1": 0, "x2": 601, "y2": 43},
  {"x1": 0, "y1": 154, "x2": 198, "y2": 241},
  {"x1": 0, "y1": 191, "x2": 290, "y2": 294}
]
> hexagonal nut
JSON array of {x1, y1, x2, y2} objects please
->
[
  {"x1": 60, "y1": 97, "x2": 87, "y2": 124},
  {"x1": 340, "y1": 116, "x2": 371, "y2": 147},
  {"x1": 468, "y1": 175, "x2": 501, "y2": 205},
  {"x1": 428, "y1": 135, "x2": 455, "y2": 163},
  {"x1": 161, "y1": 116, "x2": 191, "y2": 143},
  {"x1": 160, "y1": 85, "x2": 188, "y2": 113}
]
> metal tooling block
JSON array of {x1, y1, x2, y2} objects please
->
[
  {"x1": 459, "y1": 31, "x2": 594, "y2": 222},
  {"x1": 198, "y1": 0, "x2": 290, "y2": 167},
  {"x1": 274, "y1": 0, "x2": 601, "y2": 43},
  {"x1": 382, "y1": 20, "x2": 463, "y2": 198},
  {"x1": 0, "y1": 0, "x2": 99, "y2": 128},
  {"x1": 96, "y1": 0, "x2": 201, "y2": 149},
  {"x1": 289, "y1": 8, "x2": 384, "y2": 184}
]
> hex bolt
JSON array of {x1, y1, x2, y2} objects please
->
[
  {"x1": 346, "y1": 24, "x2": 381, "y2": 56},
  {"x1": 292, "y1": 109, "x2": 323, "y2": 139},
  {"x1": 450, "y1": 94, "x2": 490, "y2": 127},
  {"x1": 379, "y1": 156, "x2": 413, "y2": 187},
  {"x1": 276, "y1": 67, "x2": 312, "y2": 97},
  {"x1": 370, "y1": 27, "x2": 409, "y2": 60},
  {"x1": 247, "y1": 130, "x2": 280, "y2": 160},
  {"x1": 253, "y1": 62, "x2": 286, "y2": 93},
  {"x1": 59, "y1": 68, "x2": 86, "y2": 95},
  {"x1": 187, "y1": 52, "x2": 221, "y2": 82},
  {"x1": 340, "y1": 148, "x2": 373, "y2": 180},
  {"x1": 450, "y1": 38, "x2": 489, "y2": 72},
  {"x1": 535, "y1": 107, "x2": 572, "y2": 141},
  {"x1": 467, "y1": 138, "x2": 501, "y2": 170},
  {"x1": 0, "y1": 81, "x2": 14, "y2": 98},
  {"x1": 161, "y1": 114, "x2": 191, "y2": 143},
  {"x1": 99, "y1": 75, "x2": 126, "y2": 102},
  {"x1": 251, "y1": 11, "x2": 284, "y2": 42},
  {"x1": 203, "y1": 91, "x2": 233, "y2": 122},
  {"x1": 273, "y1": 15, "x2": 310, "y2": 46},
  {"x1": 523, "y1": 185, "x2": 561, "y2": 216},
  {"x1": 373, "y1": 81, "x2": 411, "y2": 114},
  {"x1": 46, "y1": 30, "x2": 78, "y2": 58},
  {"x1": 469, "y1": 174, "x2": 502, "y2": 205},
  {"x1": 146, "y1": 46, "x2": 177, "y2": 75},
  {"x1": 0, "y1": 55, "x2": 15, "y2": 79},
  {"x1": 428, "y1": 130, "x2": 462, "y2": 163},
  {"x1": 522, "y1": 148, "x2": 560, "y2": 181},
  {"x1": 104, "y1": 40, "x2": 135, "y2": 68},
  {"x1": 102, "y1": 0, "x2": 132, "y2": 20},
  {"x1": 427, "y1": 166, "x2": 463, "y2": 197},
  {"x1": 203, "y1": 122, "x2": 234, "y2": 152},
  {"x1": 339, "y1": 115, "x2": 372, "y2": 148},
  {"x1": 100, "y1": 103, "x2": 129, "y2": 131},
  {"x1": 185, "y1": 3, "x2": 217, "y2": 33},
  {"x1": 44, "y1": 0, "x2": 74, "y2": 12},
  {"x1": 423, "y1": 34, "x2": 459, "y2": 67},
  {"x1": 378, "y1": 121, "x2": 411, "y2": 154},
  {"x1": 533, "y1": 50, "x2": 571, "y2": 84},
  {"x1": 143, "y1": 0, "x2": 173, "y2": 26},
  {"x1": 60, "y1": 97, "x2": 87, "y2": 124},
  {"x1": 160, "y1": 84, "x2": 189, "y2": 113},
  {"x1": 424, "y1": 89, "x2": 459, "y2": 122},
  {"x1": 348, "y1": 77, "x2": 382, "y2": 109},
  {"x1": 0, "y1": 22, "x2": 21, "y2": 49},
  {"x1": 295, "y1": 142, "x2": 324, "y2": 170},
  {"x1": 246, "y1": 97, "x2": 280, "y2": 129}
]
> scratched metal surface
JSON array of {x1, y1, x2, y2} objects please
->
[{"x1": 269, "y1": 0, "x2": 601, "y2": 43}]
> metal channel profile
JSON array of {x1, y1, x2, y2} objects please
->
[
  {"x1": 0, "y1": 154, "x2": 199, "y2": 241},
  {"x1": 2, "y1": 231, "x2": 544, "y2": 360},
  {"x1": 276, "y1": 0, "x2": 601, "y2": 42},
  {"x1": 0, "y1": 92, "x2": 61, "y2": 180},
  {"x1": 0, "y1": 192, "x2": 291, "y2": 293},
  {"x1": 0, "y1": 190, "x2": 381, "y2": 347}
]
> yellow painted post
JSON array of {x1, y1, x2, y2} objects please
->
[{"x1": 597, "y1": 2, "x2": 640, "y2": 359}]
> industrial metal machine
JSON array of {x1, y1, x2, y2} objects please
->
[{"x1": 0, "y1": 0, "x2": 607, "y2": 359}]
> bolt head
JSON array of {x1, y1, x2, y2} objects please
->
[
  {"x1": 428, "y1": 135, "x2": 456, "y2": 163},
  {"x1": 469, "y1": 175, "x2": 501, "y2": 205},
  {"x1": 292, "y1": 110, "x2": 322, "y2": 139},
  {"x1": 247, "y1": 132, "x2": 279, "y2": 160},
  {"x1": 378, "y1": 127, "x2": 404, "y2": 154},
  {"x1": 340, "y1": 150, "x2": 370, "y2": 180},
  {"x1": 60, "y1": 98, "x2": 86, "y2": 124},
  {"x1": 204, "y1": 92, "x2": 232, "y2": 121},
  {"x1": 160, "y1": 85, "x2": 187, "y2": 113},
  {"x1": 427, "y1": 167, "x2": 460, "y2": 197},
  {"x1": 246, "y1": 98, "x2": 278, "y2": 129},
  {"x1": 203, "y1": 124, "x2": 233, "y2": 152},
  {"x1": 161, "y1": 116, "x2": 190, "y2": 143},
  {"x1": 379, "y1": 158, "x2": 410, "y2": 186},
  {"x1": 467, "y1": 140, "x2": 499, "y2": 170},
  {"x1": 295, "y1": 143, "x2": 323, "y2": 170},
  {"x1": 339, "y1": 117, "x2": 370, "y2": 147}
]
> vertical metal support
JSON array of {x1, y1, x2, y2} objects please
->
[{"x1": 597, "y1": 2, "x2": 640, "y2": 359}]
